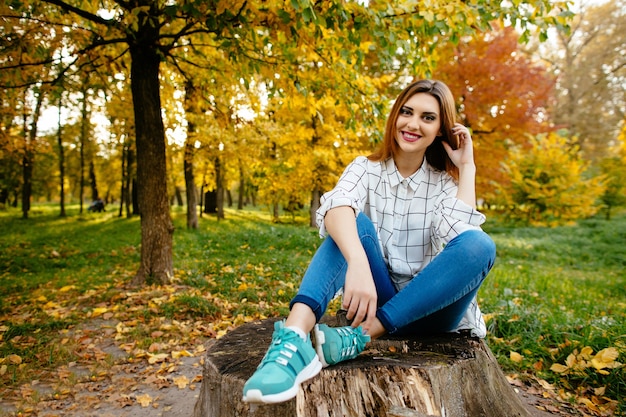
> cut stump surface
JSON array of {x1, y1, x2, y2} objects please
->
[{"x1": 193, "y1": 316, "x2": 532, "y2": 417}]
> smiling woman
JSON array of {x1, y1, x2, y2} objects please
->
[{"x1": 240, "y1": 79, "x2": 496, "y2": 409}]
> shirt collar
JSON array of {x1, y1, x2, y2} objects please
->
[{"x1": 384, "y1": 158, "x2": 427, "y2": 192}]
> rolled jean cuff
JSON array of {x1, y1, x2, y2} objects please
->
[
  {"x1": 290, "y1": 294, "x2": 325, "y2": 322},
  {"x1": 376, "y1": 309, "x2": 397, "y2": 334}
]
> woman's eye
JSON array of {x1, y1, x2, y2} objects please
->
[{"x1": 399, "y1": 107, "x2": 412, "y2": 115}]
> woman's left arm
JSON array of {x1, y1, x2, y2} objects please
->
[{"x1": 443, "y1": 123, "x2": 477, "y2": 209}]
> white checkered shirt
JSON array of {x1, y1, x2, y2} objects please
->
[{"x1": 316, "y1": 156, "x2": 488, "y2": 337}]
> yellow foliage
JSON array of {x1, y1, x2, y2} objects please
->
[
  {"x1": 500, "y1": 132, "x2": 606, "y2": 225},
  {"x1": 549, "y1": 346, "x2": 623, "y2": 376}
]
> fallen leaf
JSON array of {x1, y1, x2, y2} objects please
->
[
  {"x1": 8, "y1": 354, "x2": 22, "y2": 364},
  {"x1": 173, "y1": 375, "x2": 189, "y2": 389},
  {"x1": 136, "y1": 393, "x2": 153, "y2": 407},
  {"x1": 510, "y1": 351, "x2": 523, "y2": 363},
  {"x1": 537, "y1": 378, "x2": 555, "y2": 391},
  {"x1": 550, "y1": 363, "x2": 569, "y2": 374},
  {"x1": 172, "y1": 350, "x2": 192, "y2": 359},
  {"x1": 91, "y1": 307, "x2": 108, "y2": 318},
  {"x1": 147, "y1": 353, "x2": 169, "y2": 364},
  {"x1": 591, "y1": 347, "x2": 620, "y2": 370}
]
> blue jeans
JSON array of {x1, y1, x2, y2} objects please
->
[{"x1": 290, "y1": 213, "x2": 496, "y2": 335}]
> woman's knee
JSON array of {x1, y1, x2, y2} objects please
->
[{"x1": 455, "y1": 230, "x2": 496, "y2": 265}]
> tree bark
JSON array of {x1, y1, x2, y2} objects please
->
[
  {"x1": 79, "y1": 82, "x2": 89, "y2": 214},
  {"x1": 89, "y1": 160, "x2": 99, "y2": 201},
  {"x1": 194, "y1": 317, "x2": 532, "y2": 417},
  {"x1": 183, "y1": 82, "x2": 199, "y2": 229},
  {"x1": 57, "y1": 94, "x2": 66, "y2": 217},
  {"x1": 129, "y1": 10, "x2": 174, "y2": 285},
  {"x1": 215, "y1": 156, "x2": 225, "y2": 220},
  {"x1": 237, "y1": 161, "x2": 245, "y2": 210},
  {"x1": 21, "y1": 87, "x2": 44, "y2": 220},
  {"x1": 309, "y1": 186, "x2": 321, "y2": 228}
]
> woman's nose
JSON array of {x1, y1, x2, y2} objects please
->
[{"x1": 406, "y1": 116, "x2": 420, "y2": 130}]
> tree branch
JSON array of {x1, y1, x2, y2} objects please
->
[{"x1": 41, "y1": 0, "x2": 116, "y2": 27}]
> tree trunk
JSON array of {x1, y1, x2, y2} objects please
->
[
  {"x1": 184, "y1": 140, "x2": 199, "y2": 228},
  {"x1": 215, "y1": 156, "x2": 224, "y2": 220},
  {"x1": 57, "y1": 95, "x2": 66, "y2": 217},
  {"x1": 21, "y1": 87, "x2": 44, "y2": 220},
  {"x1": 309, "y1": 186, "x2": 321, "y2": 228},
  {"x1": 183, "y1": 81, "x2": 199, "y2": 229},
  {"x1": 129, "y1": 15, "x2": 174, "y2": 285},
  {"x1": 237, "y1": 161, "x2": 245, "y2": 210},
  {"x1": 89, "y1": 160, "x2": 99, "y2": 201},
  {"x1": 119, "y1": 144, "x2": 127, "y2": 218},
  {"x1": 194, "y1": 317, "x2": 533, "y2": 417},
  {"x1": 21, "y1": 148, "x2": 32, "y2": 219},
  {"x1": 79, "y1": 83, "x2": 89, "y2": 214}
]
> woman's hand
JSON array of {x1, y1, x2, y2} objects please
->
[
  {"x1": 323, "y1": 206, "x2": 378, "y2": 329},
  {"x1": 443, "y1": 123, "x2": 475, "y2": 169},
  {"x1": 343, "y1": 259, "x2": 377, "y2": 329},
  {"x1": 444, "y1": 123, "x2": 478, "y2": 208}
]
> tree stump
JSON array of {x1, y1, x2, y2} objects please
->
[{"x1": 193, "y1": 316, "x2": 532, "y2": 417}]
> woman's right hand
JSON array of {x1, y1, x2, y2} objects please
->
[
  {"x1": 342, "y1": 258, "x2": 377, "y2": 329},
  {"x1": 324, "y1": 206, "x2": 378, "y2": 329}
]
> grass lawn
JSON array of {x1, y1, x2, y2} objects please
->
[{"x1": 0, "y1": 203, "x2": 624, "y2": 416}]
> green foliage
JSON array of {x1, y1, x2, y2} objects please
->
[
  {"x1": 499, "y1": 132, "x2": 606, "y2": 226},
  {"x1": 598, "y1": 157, "x2": 626, "y2": 219},
  {"x1": 481, "y1": 212, "x2": 626, "y2": 414}
]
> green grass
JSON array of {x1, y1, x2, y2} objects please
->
[
  {"x1": 0, "y1": 203, "x2": 624, "y2": 414},
  {"x1": 481, "y1": 213, "x2": 625, "y2": 413}
]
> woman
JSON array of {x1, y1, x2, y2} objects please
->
[{"x1": 242, "y1": 79, "x2": 496, "y2": 404}]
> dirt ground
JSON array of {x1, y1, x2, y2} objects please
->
[{"x1": 0, "y1": 322, "x2": 580, "y2": 417}]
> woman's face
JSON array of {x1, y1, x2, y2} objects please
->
[{"x1": 394, "y1": 92, "x2": 442, "y2": 160}]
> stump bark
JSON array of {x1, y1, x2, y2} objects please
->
[{"x1": 193, "y1": 316, "x2": 531, "y2": 417}]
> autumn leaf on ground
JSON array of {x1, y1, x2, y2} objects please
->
[
  {"x1": 173, "y1": 375, "x2": 189, "y2": 389},
  {"x1": 147, "y1": 353, "x2": 169, "y2": 364},
  {"x1": 510, "y1": 351, "x2": 523, "y2": 363},
  {"x1": 590, "y1": 347, "x2": 622, "y2": 372},
  {"x1": 171, "y1": 350, "x2": 193, "y2": 359},
  {"x1": 136, "y1": 393, "x2": 153, "y2": 407},
  {"x1": 7, "y1": 354, "x2": 23, "y2": 364},
  {"x1": 91, "y1": 307, "x2": 109, "y2": 318}
]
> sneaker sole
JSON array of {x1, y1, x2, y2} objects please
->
[
  {"x1": 312, "y1": 324, "x2": 331, "y2": 368},
  {"x1": 242, "y1": 355, "x2": 323, "y2": 404}
]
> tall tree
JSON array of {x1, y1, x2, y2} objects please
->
[
  {"x1": 21, "y1": 87, "x2": 45, "y2": 219},
  {"x1": 548, "y1": 0, "x2": 626, "y2": 161},
  {"x1": 55, "y1": 88, "x2": 66, "y2": 217},
  {"x1": 183, "y1": 81, "x2": 199, "y2": 229}
]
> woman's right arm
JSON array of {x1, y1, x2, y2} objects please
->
[{"x1": 324, "y1": 206, "x2": 377, "y2": 328}]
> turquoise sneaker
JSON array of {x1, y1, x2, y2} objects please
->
[
  {"x1": 313, "y1": 324, "x2": 370, "y2": 367},
  {"x1": 242, "y1": 321, "x2": 322, "y2": 404}
]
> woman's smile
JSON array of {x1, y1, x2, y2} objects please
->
[{"x1": 401, "y1": 131, "x2": 422, "y2": 143}]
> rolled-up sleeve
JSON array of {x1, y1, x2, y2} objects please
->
[
  {"x1": 431, "y1": 177, "x2": 486, "y2": 250},
  {"x1": 316, "y1": 157, "x2": 369, "y2": 237}
]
